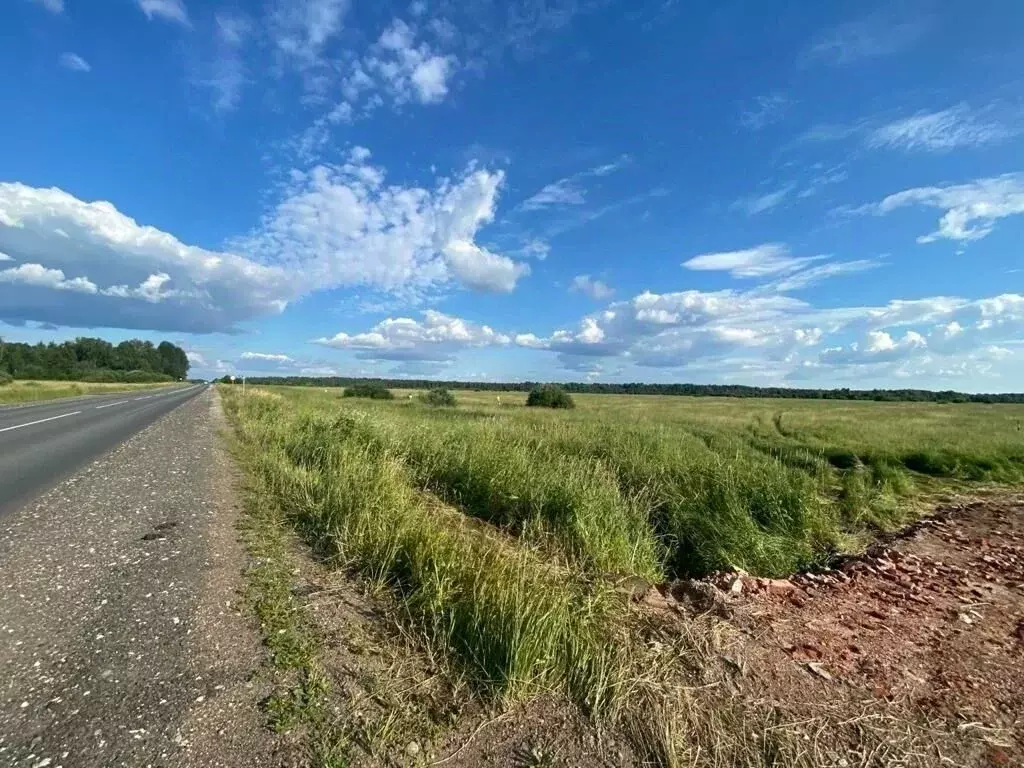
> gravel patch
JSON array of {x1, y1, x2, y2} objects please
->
[{"x1": 0, "y1": 389, "x2": 283, "y2": 767}]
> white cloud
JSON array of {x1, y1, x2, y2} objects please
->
[
  {"x1": 682, "y1": 243, "x2": 822, "y2": 278},
  {"x1": 521, "y1": 179, "x2": 586, "y2": 210},
  {"x1": 762, "y1": 259, "x2": 880, "y2": 293},
  {"x1": 519, "y1": 238, "x2": 550, "y2": 260},
  {"x1": 445, "y1": 240, "x2": 529, "y2": 293},
  {"x1": 570, "y1": 274, "x2": 614, "y2": 300},
  {"x1": 519, "y1": 157, "x2": 630, "y2": 211},
  {"x1": 740, "y1": 93, "x2": 789, "y2": 130},
  {"x1": 511, "y1": 282, "x2": 1024, "y2": 385},
  {"x1": 868, "y1": 104, "x2": 1014, "y2": 152},
  {"x1": 136, "y1": 0, "x2": 190, "y2": 26},
  {"x1": 732, "y1": 184, "x2": 793, "y2": 216},
  {"x1": 803, "y1": 11, "x2": 927, "y2": 65},
  {"x1": 185, "y1": 350, "x2": 208, "y2": 367},
  {"x1": 59, "y1": 53, "x2": 91, "y2": 73},
  {"x1": 241, "y1": 352, "x2": 293, "y2": 362},
  {"x1": 865, "y1": 173, "x2": 1024, "y2": 243},
  {"x1": 0, "y1": 182, "x2": 293, "y2": 332},
  {"x1": 821, "y1": 329, "x2": 927, "y2": 365},
  {"x1": 32, "y1": 0, "x2": 63, "y2": 13},
  {"x1": 0, "y1": 263, "x2": 98, "y2": 294},
  {"x1": 0, "y1": 252, "x2": 11, "y2": 262},
  {"x1": 192, "y1": 11, "x2": 254, "y2": 113},
  {"x1": 270, "y1": 0, "x2": 348, "y2": 65},
  {"x1": 238, "y1": 150, "x2": 529, "y2": 296},
  {"x1": 314, "y1": 310, "x2": 510, "y2": 361},
  {"x1": 364, "y1": 19, "x2": 456, "y2": 105}
]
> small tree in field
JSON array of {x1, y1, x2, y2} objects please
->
[
  {"x1": 526, "y1": 384, "x2": 575, "y2": 409},
  {"x1": 420, "y1": 388, "x2": 457, "y2": 407},
  {"x1": 343, "y1": 382, "x2": 394, "y2": 400}
]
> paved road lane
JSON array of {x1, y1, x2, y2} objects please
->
[{"x1": 0, "y1": 384, "x2": 207, "y2": 517}]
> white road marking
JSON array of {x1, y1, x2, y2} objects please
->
[
  {"x1": 95, "y1": 400, "x2": 130, "y2": 410},
  {"x1": 0, "y1": 411, "x2": 81, "y2": 434}
]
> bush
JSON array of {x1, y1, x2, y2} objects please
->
[
  {"x1": 0, "y1": 373, "x2": 12, "y2": 386},
  {"x1": 420, "y1": 388, "x2": 457, "y2": 407},
  {"x1": 526, "y1": 385, "x2": 575, "y2": 409},
  {"x1": 343, "y1": 382, "x2": 395, "y2": 400}
]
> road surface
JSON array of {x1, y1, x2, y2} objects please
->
[
  {"x1": 0, "y1": 384, "x2": 206, "y2": 517},
  {"x1": 0, "y1": 387, "x2": 284, "y2": 767}
]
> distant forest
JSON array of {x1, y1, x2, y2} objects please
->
[
  {"x1": 230, "y1": 375, "x2": 1024, "y2": 404},
  {"x1": 0, "y1": 337, "x2": 189, "y2": 382}
]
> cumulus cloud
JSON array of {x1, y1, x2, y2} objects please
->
[
  {"x1": 507, "y1": 281, "x2": 1024, "y2": 382},
  {"x1": 868, "y1": 104, "x2": 1014, "y2": 152},
  {"x1": 239, "y1": 149, "x2": 529, "y2": 296},
  {"x1": 570, "y1": 274, "x2": 614, "y2": 300},
  {"x1": 0, "y1": 263, "x2": 98, "y2": 294},
  {"x1": 682, "y1": 243, "x2": 823, "y2": 278},
  {"x1": 313, "y1": 310, "x2": 510, "y2": 361},
  {"x1": 863, "y1": 173, "x2": 1024, "y2": 243},
  {"x1": 59, "y1": 53, "x2": 91, "y2": 73},
  {"x1": 338, "y1": 18, "x2": 456, "y2": 109},
  {"x1": 0, "y1": 182, "x2": 293, "y2": 332},
  {"x1": 136, "y1": 0, "x2": 190, "y2": 26}
]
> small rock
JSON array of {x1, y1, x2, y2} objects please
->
[
  {"x1": 766, "y1": 578, "x2": 796, "y2": 595},
  {"x1": 805, "y1": 662, "x2": 833, "y2": 681},
  {"x1": 406, "y1": 741, "x2": 421, "y2": 757}
]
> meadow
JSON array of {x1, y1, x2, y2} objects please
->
[
  {"x1": 0, "y1": 379, "x2": 174, "y2": 405},
  {"x1": 220, "y1": 384, "x2": 1024, "y2": 762}
]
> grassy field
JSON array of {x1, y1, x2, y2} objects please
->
[
  {"x1": 220, "y1": 384, "x2": 1024, "y2": 764},
  {"x1": 0, "y1": 379, "x2": 175, "y2": 405}
]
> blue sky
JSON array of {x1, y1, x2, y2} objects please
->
[{"x1": 1, "y1": 0, "x2": 1022, "y2": 389}]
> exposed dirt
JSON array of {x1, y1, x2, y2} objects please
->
[{"x1": 667, "y1": 496, "x2": 1024, "y2": 767}]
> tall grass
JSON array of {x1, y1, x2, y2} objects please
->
[
  {"x1": 260, "y1": 387, "x2": 1024, "y2": 580},
  {"x1": 223, "y1": 389, "x2": 624, "y2": 711}
]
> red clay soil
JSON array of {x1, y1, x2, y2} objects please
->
[{"x1": 733, "y1": 497, "x2": 1024, "y2": 764}]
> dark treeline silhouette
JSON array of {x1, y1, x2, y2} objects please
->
[
  {"x1": 228, "y1": 375, "x2": 1024, "y2": 404},
  {"x1": 0, "y1": 337, "x2": 189, "y2": 382}
]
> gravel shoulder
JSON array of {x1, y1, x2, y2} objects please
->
[{"x1": 0, "y1": 389, "x2": 282, "y2": 768}]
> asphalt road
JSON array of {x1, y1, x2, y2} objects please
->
[
  {"x1": 0, "y1": 384, "x2": 207, "y2": 517},
  {"x1": 0, "y1": 388, "x2": 283, "y2": 767}
]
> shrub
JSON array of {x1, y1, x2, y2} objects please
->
[
  {"x1": 526, "y1": 385, "x2": 575, "y2": 409},
  {"x1": 343, "y1": 382, "x2": 394, "y2": 400},
  {"x1": 0, "y1": 373, "x2": 12, "y2": 386},
  {"x1": 420, "y1": 388, "x2": 457, "y2": 407}
]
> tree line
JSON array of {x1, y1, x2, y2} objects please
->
[
  {"x1": 0, "y1": 337, "x2": 189, "y2": 383},
  {"x1": 230, "y1": 375, "x2": 1024, "y2": 404}
]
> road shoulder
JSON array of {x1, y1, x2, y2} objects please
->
[{"x1": 0, "y1": 388, "x2": 284, "y2": 767}]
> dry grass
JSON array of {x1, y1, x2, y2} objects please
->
[{"x1": 0, "y1": 380, "x2": 173, "y2": 405}]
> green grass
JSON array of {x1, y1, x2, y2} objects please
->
[
  {"x1": 221, "y1": 384, "x2": 1018, "y2": 765},
  {"x1": 0, "y1": 380, "x2": 173, "y2": 405},
  {"x1": 223, "y1": 388, "x2": 625, "y2": 714},
  {"x1": 235, "y1": 386, "x2": 1024, "y2": 581}
]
